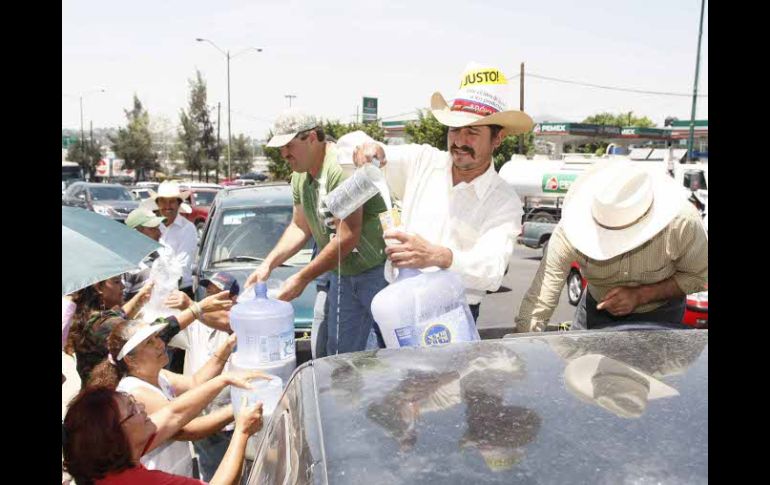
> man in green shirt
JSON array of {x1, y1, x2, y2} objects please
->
[{"x1": 245, "y1": 109, "x2": 389, "y2": 356}]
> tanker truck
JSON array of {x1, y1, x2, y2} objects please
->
[{"x1": 499, "y1": 147, "x2": 707, "y2": 224}]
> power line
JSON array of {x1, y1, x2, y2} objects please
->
[{"x1": 526, "y1": 73, "x2": 707, "y2": 98}]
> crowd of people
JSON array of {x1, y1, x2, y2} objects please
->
[{"x1": 62, "y1": 61, "x2": 708, "y2": 484}]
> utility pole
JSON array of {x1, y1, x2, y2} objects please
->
[
  {"x1": 80, "y1": 97, "x2": 86, "y2": 164},
  {"x1": 687, "y1": 0, "x2": 706, "y2": 162},
  {"x1": 519, "y1": 62, "x2": 525, "y2": 154},
  {"x1": 285, "y1": 94, "x2": 297, "y2": 108},
  {"x1": 216, "y1": 102, "x2": 221, "y2": 183}
]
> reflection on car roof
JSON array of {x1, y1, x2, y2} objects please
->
[{"x1": 302, "y1": 330, "x2": 707, "y2": 484}]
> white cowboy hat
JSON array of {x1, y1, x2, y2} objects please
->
[
  {"x1": 430, "y1": 62, "x2": 534, "y2": 137},
  {"x1": 149, "y1": 181, "x2": 193, "y2": 214},
  {"x1": 564, "y1": 354, "x2": 678, "y2": 419},
  {"x1": 561, "y1": 161, "x2": 689, "y2": 261}
]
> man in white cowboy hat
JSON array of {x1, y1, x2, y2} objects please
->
[
  {"x1": 516, "y1": 161, "x2": 708, "y2": 331},
  {"x1": 348, "y1": 62, "x2": 532, "y2": 321},
  {"x1": 151, "y1": 181, "x2": 198, "y2": 298},
  {"x1": 244, "y1": 109, "x2": 390, "y2": 356}
]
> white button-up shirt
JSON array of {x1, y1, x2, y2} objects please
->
[
  {"x1": 159, "y1": 215, "x2": 198, "y2": 288},
  {"x1": 378, "y1": 142, "x2": 523, "y2": 305}
]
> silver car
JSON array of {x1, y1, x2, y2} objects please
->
[{"x1": 244, "y1": 329, "x2": 708, "y2": 484}]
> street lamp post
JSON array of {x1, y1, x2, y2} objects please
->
[
  {"x1": 687, "y1": 0, "x2": 706, "y2": 162},
  {"x1": 196, "y1": 38, "x2": 262, "y2": 180},
  {"x1": 77, "y1": 88, "x2": 105, "y2": 177}
]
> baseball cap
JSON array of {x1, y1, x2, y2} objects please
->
[
  {"x1": 126, "y1": 209, "x2": 165, "y2": 229},
  {"x1": 200, "y1": 272, "x2": 240, "y2": 296},
  {"x1": 266, "y1": 109, "x2": 320, "y2": 148}
]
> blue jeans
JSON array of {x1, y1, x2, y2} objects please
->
[
  {"x1": 324, "y1": 264, "x2": 388, "y2": 356},
  {"x1": 193, "y1": 430, "x2": 232, "y2": 481},
  {"x1": 573, "y1": 288, "x2": 689, "y2": 330}
]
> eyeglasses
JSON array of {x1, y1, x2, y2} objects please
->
[{"x1": 119, "y1": 394, "x2": 140, "y2": 425}]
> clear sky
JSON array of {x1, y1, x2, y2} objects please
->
[{"x1": 62, "y1": 0, "x2": 708, "y2": 140}]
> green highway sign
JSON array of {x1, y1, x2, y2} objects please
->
[{"x1": 362, "y1": 97, "x2": 378, "y2": 123}]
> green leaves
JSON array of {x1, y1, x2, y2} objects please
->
[
  {"x1": 178, "y1": 70, "x2": 220, "y2": 180},
  {"x1": 67, "y1": 138, "x2": 103, "y2": 179},
  {"x1": 109, "y1": 94, "x2": 157, "y2": 181}
]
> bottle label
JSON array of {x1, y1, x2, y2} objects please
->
[
  {"x1": 258, "y1": 330, "x2": 295, "y2": 363},
  {"x1": 415, "y1": 306, "x2": 471, "y2": 347},
  {"x1": 394, "y1": 325, "x2": 415, "y2": 347}
]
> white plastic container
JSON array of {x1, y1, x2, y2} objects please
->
[
  {"x1": 371, "y1": 268, "x2": 480, "y2": 348},
  {"x1": 229, "y1": 282, "x2": 296, "y2": 384},
  {"x1": 323, "y1": 161, "x2": 386, "y2": 221},
  {"x1": 229, "y1": 369, "x2": 284, "y2": 460}
]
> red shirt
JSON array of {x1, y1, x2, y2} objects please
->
[{"x1": 95, "y1": 464, "x2": 206, "y2": 485}]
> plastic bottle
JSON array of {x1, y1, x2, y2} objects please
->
[
  {"x1": 371, "y1": 268, "x2": 479, "y2": 348},
  {"x1": 324, "y1": 158, "x2": 390, "y2": 221},
  {"x1": 229, "y1": 282, "x2": 296, "y2": 384},
  {"x1": 229, "y1": 370, "x2": 284, "y2": 460}
]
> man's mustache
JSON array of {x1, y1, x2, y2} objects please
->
[{"x1": 451, "y1": 144, "x2": 475, "y2": 157}]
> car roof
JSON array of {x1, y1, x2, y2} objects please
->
[
  {"x1": 216, "y1": 183, "x2": 293, "y2": 209},
  {"x1": 296, "y1": 330, "x2": 708, "y2": 484},
  {"x1": 71, "y1": 182, "x2": 127, "y2": 189}
]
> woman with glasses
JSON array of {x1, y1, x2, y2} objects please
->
[
  {"x1": 63, "y1": 374, "x2": 265, "y2": 485},
  {"x1": 86, "y1": 318, "x2": 262, "y2": 477}
]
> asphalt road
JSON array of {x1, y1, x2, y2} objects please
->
[{"x1": 477, "y1": 244, "x2": 576, "y2": 334}]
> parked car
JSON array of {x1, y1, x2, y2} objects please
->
[
  {"x1": 179, "y1": 182, "x2": 224, "y2": 191},
  {"x1": 195, "y1": 184, "x2": 315, "y2": 335},
  {"x1": 517, "y1": 221, "x2": 556, "y2": 257},
  {"x1": 181, "y1": 187, "x2": 221, "y2": 237},
  {"x1": 128, "y1": 187, "x2": 153, "y2": 201},
  {"x1": 61, "y1": 182, "x2": 138, "y2": 222},
  {"x1": 239, "y1": 171, "x2": 269, "y2": 182},
  {"x1": 566, "y1": 262, "x2": 708, "y2": 328},
  {"x1": 244, "y1": 329, "x2": 708, "y2": 484},
  {"x1": 135, "y1": 181, "x2": 159, "y2": 191},
  {"x1": 234, "y1": 178, "x2": 257, "y2": 186}
]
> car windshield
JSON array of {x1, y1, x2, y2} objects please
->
[
  {"x1": 90, "y1": 186, "x2": 133, "y2": 201},
  {"x1": 194, "y1": 191, "x2": 217, "y2": 206},
  {"x1": 208, "y1": 206, "x2": 312, "y2": 266}
]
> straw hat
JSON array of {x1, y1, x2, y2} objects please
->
[{"x1": 430, "y1": 62, "x2": 534, "y2": 137}]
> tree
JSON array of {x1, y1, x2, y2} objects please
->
[
  {"x1": 67, "y1": 138, "x2": 103, "y2": 180},
  {"x1": 150, "y1": 115, "x2": 177, "y2": 178},
  {"x1": 405, "y1": 109, "x2": 534, "y2": 170},
  {"x1": 110, "y1": 95, "x2": 158, "y2": 182},
  {"x1": 225, "y1": 134, "x2": 255, "y2": 176},
  {"x1": 578, "y1": 111, "x2": 657, "y2": 155},
  {"x1": 582, "y1": 111, "x2": 655, "y2": 128},
  {"x1": 178, "y1": 71, "x2": 219, "y2": 181},
  {"x1": 323, "y1": 120, "x2": 385, "y2": 142},
  {"x1": 263, "y1": 131, "x2": 292, "y2": 181},
  {"x1": 404, "y1": 110, "x2": 446, "y2": 148}
]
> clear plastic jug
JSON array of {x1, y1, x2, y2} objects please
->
[
  {"x1": 371, "y1": 268, "x2": 480, "y2": 348},
  {"x1": 324, "y1": 160, "x2": 388, "y2": 221},
  {"x1": 229, "y1": 282, "x2": 296, "y2": 383},
  {"x1": 229, "y1": 368, "x2": 284, "y2": 460}
]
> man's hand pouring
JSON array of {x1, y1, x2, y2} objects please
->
[{"x1": 353, "y1": 143, "x2": 387, "y2": 168}]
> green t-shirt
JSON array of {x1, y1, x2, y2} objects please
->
[{"x1": 291, "y1": 143, "x2": 387, "y2": 276}]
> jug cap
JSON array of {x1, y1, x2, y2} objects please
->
[{"x1": 255, "y1": 282, "x2": 268, "y2": 298}]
